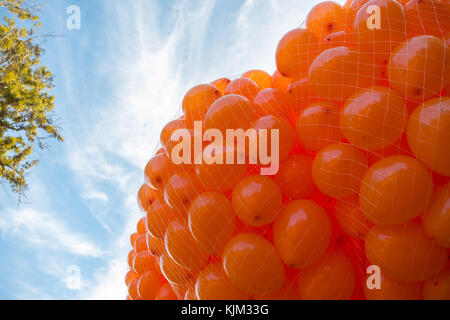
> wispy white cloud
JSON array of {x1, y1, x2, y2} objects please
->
[
  {"x1": 36, "y1": 259, "x2": 87, "y2": 292},
  {"x1": 13, "y1": 282, "x2": 54, "y2": 300},
  {"x1": 0, "y1": 208, "x2": 102, "y2": 258},
  {"x1": 81, "y1": 190, "x2": 109, "y2": 204},
  {"x1": 79, "y1": 258, "x2": 128, "y2": 300}
]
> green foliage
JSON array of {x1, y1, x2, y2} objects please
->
[{"x1": 0, "y1": 0, "x2": 62, "y2": 194}]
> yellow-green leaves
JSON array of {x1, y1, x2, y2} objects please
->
[{"x1": 1, "y1": 0, "x2": 62, "y2": 194}]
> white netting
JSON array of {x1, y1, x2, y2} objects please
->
[{"x1": 126, "y1": 0, "x2": 450, "y2": 301}]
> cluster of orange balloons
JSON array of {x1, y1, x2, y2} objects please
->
[{"x1": 126, "y1": 0, "x2": 450, "y2": 300}]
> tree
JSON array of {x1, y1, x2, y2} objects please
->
[{"x1": 0, "y1": 0, "x2": 62, "y2": 194}]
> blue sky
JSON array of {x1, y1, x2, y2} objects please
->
[{"x1": 0, "y1": 0, "x2": 343, "y2": 300}]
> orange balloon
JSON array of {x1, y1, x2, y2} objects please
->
[
  {"x1": 155, "y1": 283, "x2": 178, "y2": 300},
  {"x1": 211, "y1": 78, "x2": 231, "y2": 95},
  {"x1": 360, "y1": 156, "x2": 434, "y2": 226},
  {"x1": 423, "y1": 182, "x2": 450, "y2": 248},
  {"x1": 306, "y1": 1, "x2": 346, "y2": 40},
  {"x1": 225, "y1": 78, "x2": 260, "y2": 101},
  {"x1": 133, "y1": 251, "x2": 160, "y2": 275},
  {"x1": 274, "y1": 155, "x2": 316, "y2": 200},
  {"x1": 138, "y1": 271, "x2": 165, "y2": 300},
  {"x1": 144, "y1": 154, "x2": 177, "y2": 191},
  {"x1": 287, "y1": 78, "x2": 319, "y2": 118},
  {"x1": 271, "y1": 70, "x2": 292, "y2": 93},
  {"x1": 343, "y1": 0, "x2": 353, "y2": 10},
  {"x1": 195, "y1": 263, "x2": 250, "y2": 300},
  {"x1": 242, "y1": 70, "x2": 272, "y2": 90},
  {"x1": 254, "y1": 88, "x2": 292, "y2": 120},
  {"x1": 130, "y1": 233, "x2": 139, "y2": 248},
  {"x1": 254, "y1": 285, "x2": 300, "y2": 300},
  {"x1": 423, "y1": 268, "x2": 450, "y2": 300},
  {"x1": 345, "y1": 0, "x2": 370, "y2": 32},
  {"x1": 137, "y1": 184, "x2": 161, "y2": 212},
  {"x1": 128, "y1": 250, "x2": 136, "y2": 269},
  {"x1": 253, "y1": 115, "x2": 294, "y2": 163},
  {"x1": 407, "y1": 97, "x2": 450, "y2": 177},
  {"x1": 160, "y1": 118, "x2": 193, "y2": 152},
  {"x1": 320, "y1": 31, "x2": 354, "y2": 52},
  {"x1": 204, "y1": 94, "x2": 259, "y2": 135},
  {"x1": 125, "y1": 270, "x2": 139, "y2": 287},
  {"x1": 296, "y1": 101, "x2": 343, "y2": 152},
  {"x1": 404, "y1": 0, "x2": 450, "y2": 38},
  {"x1": 341, "y1": 87, "x2": 408, "y2": 151},
  {"x1": 276, "y1": 29, "x2": 320, "y2": 79},
  {"x1": 146, "y1": 233, "x2": 165, "y2": 257},
  {"x1": 364, "y1": 273, "x2": 422, "y2": 300},
  {"x1": 312, "y1": 143, "x2": 369, "y2": 199},
  {"x1": 223, "y1": 233, "x2": 285, "y2": 295},
  {"x1": 353, "y1": 0, "x2": 407, "y2": 64},
  {"x1": 160, "y1": 253, "x2": 195, "y2": 286},
  {"x1": 134, "y1": 234, "x2": 148, "y2": 253},
  {"x1": 182, "y1": 84, "x2": 222, "y2": 121},
  {"x1": 184, "y1": 286, "x2": 198, "y2": 301},
  {"x1": 335, "y1": 195, "x2": 373, "y2": 239},
  {"x1": 172, "y1": 280, "x2": 195, "y2": 298},
  {"x1": 274, "y1": 200, "x2": 332, "y2": 269},
  {"x1": 136, "y1": 217, "x2": 147, "y2": 235},
  {"x1": 164, "y1": 172, "x2": 203, "y2": 212},
  {"x1": 388, "y1": 35, "x2": 450, "y2": 102},
  {"x1": 164, "y1": 126, "x2": 201, "y2": 169},
  {"x1": 189, "y1": 192, "x2": 236, "y2": 255},
  {"x1": 195, "y1": 146, "x2": 247, "y2": 192},
  {"x1": 232, "y1": 175, "x2": 282, "y2": 227},
  {"x1": 297, "y1": 251, "x2": 355, "y2": 300},
  {"x1": 165, "y1": 219, "x2": 209, "y2": 270},
  {"x1": 128, "y1": 277, "x2": 141, "y2": 300},
  {"x1": 366, "y1": 223, "x2": 448, "y2": 282},
  {"x1": 146, "y1": 197, "x2": 181, "y2": 240},
  {"x1": 309, "y1": 46, "x2": 382, "y2": 102}
]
